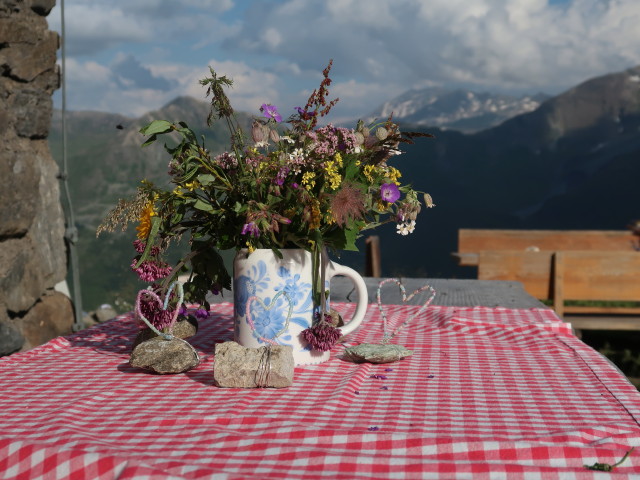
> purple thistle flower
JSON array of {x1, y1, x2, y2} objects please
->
[
  {"x1": 131, "y1": 259, "x2": 172, "y2": 283},
  {"x1": 260, "y1": 103, "x2": 282, "y2": 122},
  {"x1": 301, "y1": 322, "x2": 342, "y2": 351},
  {"x1": 241, "y1": 221, "x2": 260, "y2": 237},
  {"x1": 380, "y1": 183, "x2": 401, "y2": 203},
  {"x1": 138, "y1": 293, "x2": 176, "y2": 330},
  {"x1": 194, "y1": 308, "x2": 209, "y2": 319}
]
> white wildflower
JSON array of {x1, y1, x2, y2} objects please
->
[{"x1": 396, "y1": 220, "x2": 416, "y2": 236}]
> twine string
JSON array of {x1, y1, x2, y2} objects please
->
[
  {"x1": 376, "y1": 278, "x2": 436, "y2": 344},
  {"x1": 254, "y1": 345, "x2": 272, "y2": 387}
]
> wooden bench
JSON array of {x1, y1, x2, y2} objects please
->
[
  {"x1": 454, "y1": 229, "x2": 637, "y2": 266},
  {"x1": 477, "y1": 250, "x2": 640, "y2": 331},
  {"x1": 453, "y1": 229, "x2": 640, "y2": 331}
]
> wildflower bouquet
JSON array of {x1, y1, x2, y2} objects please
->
[{"x1": 99, "y1": 61, "x2": 434, "y2": 322}]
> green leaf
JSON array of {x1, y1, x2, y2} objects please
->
[
  {"x1": 343, "y1": 227, "x2": 360, "y2": 251},
  {"x1": 141, "y1": 134, "x2": 157, "y2": 148},
  {"x1": 344, "y1": 161, "x2": 360, "y2": 181},
  {"x1": 193, "y1": 199, "x2": 214, "y2": 212},
  {"x1": 140, "y1": 120, "x2": 173, "y2": 136},
  {"x1": 197, "y1": 174, "x2": 216, "y2": 186}
]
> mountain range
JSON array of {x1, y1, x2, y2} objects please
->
[
  {"x1": 369, "y1": 88, "x2": 549, "y2": 133},
  {"x1": 48, "y1": 65, "x2": 640, "y2": 310}
]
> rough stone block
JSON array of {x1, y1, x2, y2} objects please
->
[
  {"x1": 130, "y1": 337, "x2": 200, "y2": 374},
  {"x1": 0, "y1": 141, "x2": 39, "y2": 237},
  {"x1": 0, "y1": 317, "x2": 24, "y2": 356},
  {"x1": 2, "y1": 28, "x2": 58, "y2": 84},
  {"x1": 11, "y1": 89, "x2": 53, "y2": 138},
  {"x1": 213, "y1": 341, "x2": 294, "y2": 388},
  {"x1": 30, "y1": 0, "x2": 56, "y2": 16},
  {"x1": 18, "y1": 291, "x2": 74, "y2": 350}
]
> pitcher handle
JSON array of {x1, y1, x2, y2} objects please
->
[{"x1": 327, "y1": 262, "x2": 368, "y2": 336}]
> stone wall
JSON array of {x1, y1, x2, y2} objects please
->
[{"x1": 0, "y1": 0, "x2": 73, "y2": 355}]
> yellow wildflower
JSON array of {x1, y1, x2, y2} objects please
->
[
  {"x1": 246, "y1": 241, "x2": 255, "y2": 253},
  {"x1": 302, "y1": 172, "x2": 316, "y2": 191},
  {"x1": 387, "y1": 166, "x2": 402, "y2": 185},
  {"x1": 363, "y1": 164, "x2": 375, "y2": 182},
  {"x1": 184, "y1": 180, "x2": 200, "y2": 191},
  {"x1": 324, "y1": 160, "x2": 341, "y2": 191},
  {"x1": 136, "y1": 202, "x2": 156, "y2": 239},
  {"x1": 334, "y1": 152, "x2": 343, "y2": 167}
]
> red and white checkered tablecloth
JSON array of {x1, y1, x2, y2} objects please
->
[{"x1": 2, "y1": 302, "x2": 640, "y2": 480}]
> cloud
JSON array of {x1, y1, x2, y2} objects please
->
[
  {"x1": 111, "y1": 54, "x2": 174, "y2": 91},
  {"x1": 224, "y1": 0, "x2": 640, "y2": 94},
  {"x1": 48, "y1": 0, "x2": 237, "y2": 56},
  {"x1": 51, "y1": 0, "x2": 640, "y2": 121}
]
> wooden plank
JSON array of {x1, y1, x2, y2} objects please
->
[
  {"x1": 560, "y1": 251, "x2": 640, "y2": 302},
  {"x1": 208, "y1": 277, "x2": 550, "y2": 309},
  {"x1": 456, "y1": 229, "x2": 636, "y2": 266},
  {"x1": 566, "y1": 316, "x2": 640, "y2": 331},
  {"x1": 365, "y1": 236, "x2": 382, "y2": 278},
  {"x1": 451, "y1": 252, "x2": 479, "y2": 267},
  {"x1": 477, "y1": 250, "x2": 553, "y2": 300}
]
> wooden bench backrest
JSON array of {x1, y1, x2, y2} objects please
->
[
  {"x1": 459, "y1": 229, "x2": 636, "y2": 253},
  {"x1": 478, "y1": 251, "x2": 553, "y2": 299},
  {"x1": 478, "y1": 250, "x2": 640, "y2": 316},
  {"x1": 555, "y1": 251, "x2": 640, "y2": 302}
]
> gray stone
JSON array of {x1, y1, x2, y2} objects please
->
[
  {"x1": 130, "y1": 337, "x2": 200, "y2": 374},
  {"x1": 0, "y1": 319, "x2": 24, "y2": 356},
  {"x1": 17, "y1": 291, "x2": 74, "y2": 351},
  {"x1": 0, "y1": 0, "x2": 66, "y2": 353},
  {"x1": 131, "y1": 318, "x2": 198, "y2": 351},
  {"x1": 11, "y1": 89, "x2": 53, "y2": 138},
  {"x1": 343, "y1": 343, "x2": 414, "y2": 364},
  {"x1": 30, "y1": 0, "x2": 56, "y2": 15},
  {"x1": 327, "y1": 308, "x2": 344, "y2": 327},
  {"x1": 1, "y1": 28, "x2": 58, "y2": 84},
  {"x1": 0, "y1": 139, "x2": 39, "y2": 237},
  {"x1": 0, "y1": 238, "x2": 45, "y2": 313},
  {"x1": 213, "y1": 341, "x2": 294, "y2": 388}
]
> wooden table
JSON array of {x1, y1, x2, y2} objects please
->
[{"x1": 211, "y1": 278, "x2": 548, "y2": 309}]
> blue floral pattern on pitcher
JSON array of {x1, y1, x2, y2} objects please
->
[
  {"x1": 235, "y1": 259, "x2": 320, "y2": 345},
  {"x1": 234, "y1": 260, "x2": 270, "y2": 317},
  {"x1": 274, "y1": 266, "x2": 313, "y2": 329},
  {"x1": 249, "y1": 293, "x2": 292, "y2": 343}
]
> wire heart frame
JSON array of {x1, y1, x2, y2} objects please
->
[
  {"x1": 376, "y1": 278, "x2": 436, "y2": 344},
  {"x1": 342, "y1": 279, "x2": 436, "y2": 364},
  {"x1": 245, "y1": 291, "x2": 294, "y2": 345},
  {"x1": 134, "y1": 282, "x2": 200, "y2": 364}
]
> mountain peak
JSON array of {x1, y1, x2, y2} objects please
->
[{"x1": 369, "y1": 87, "x2": 549, "y2": 133}]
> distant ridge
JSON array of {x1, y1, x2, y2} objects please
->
[{"x1": 369, "y1": 87, "x2": 549, "y2": 133}]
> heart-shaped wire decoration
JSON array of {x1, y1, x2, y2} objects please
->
[
  {"x1": 245, "y1": 290, "x2": 294, "y2": 345},
  {"x1": 134, "y1": 281, "x2": 184, "y2": 339},
  {"x1": 343, "y1": 279, "x2": 436, "y2": 364},
  {"x1": 376, "y1": 278, "x2": 436, "y2": 344}
]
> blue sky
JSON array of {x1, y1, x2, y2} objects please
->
[{"x1": 47, "y1": 0, "x2": 640, "y2": 122}]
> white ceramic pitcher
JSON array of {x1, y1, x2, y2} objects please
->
[{"x1": 233, "y1": 248, "x2": 368, "y2": 365}]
